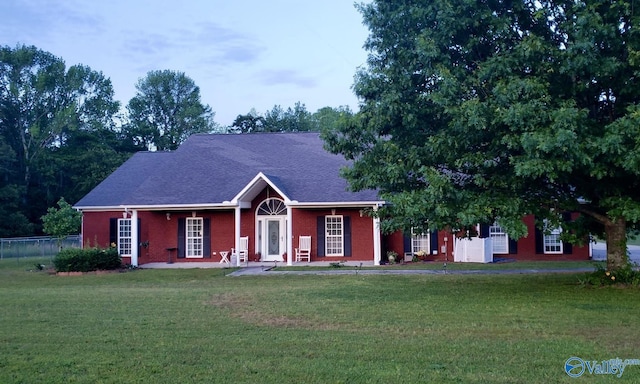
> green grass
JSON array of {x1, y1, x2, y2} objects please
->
[
  {"x1": 1, "y1": 258, "x2": 639, "y2": 383},
  {"x1": 276, "y1": 260, "x2": 603, "y2": 271}
]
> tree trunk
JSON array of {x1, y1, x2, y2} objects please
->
[{"x1": 605, "y1": 217, "x2": 629, "y2": 271}]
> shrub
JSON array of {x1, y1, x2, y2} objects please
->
[
  {"x1": 53, "y1": 247, "x2": 122, "y2": 272},
  {"x1": 579, "y1": 264, "x2": 640, "y2": 287}
]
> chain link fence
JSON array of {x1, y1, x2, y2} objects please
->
[{"x1": 0, "y1": 235, "x2": 81, "y2": 260}]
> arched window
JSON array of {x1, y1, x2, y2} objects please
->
[{"x1": 257, "y1": 198, "x2": 286, "y2": 216}]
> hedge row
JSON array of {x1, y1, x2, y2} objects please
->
[{"x1": 53, "y1": 247, "x2": 122, "y2": 272}]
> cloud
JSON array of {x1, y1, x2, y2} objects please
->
[
  {"x1": 119, "y1": 20, "x2": 264, "y2": 73},
  {"x1": 257, "y1": 69, "x2": 317, "y2": 88},
  {"x1": 190, "y1": 22, "x2": 265, "y2": 64},
  {"x1": 121, "y1": 33, "x2": 178, "y2": 59},
  {"x1": 0, "y1": 0, "x2": 104, "y2": 45}
]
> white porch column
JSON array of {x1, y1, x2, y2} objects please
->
[
  {"x1": 235, "y1": 206, "x2": 241, "y2": 267},
  {"x1": 373, "y1": 213, "x2": 381, "y2": 266},
  {"x1": 287, "y1": 206, "x2": 293, "y2": 266},
  {"x1": 131, "y1": 209, "x2": 139, "y2": 267}
]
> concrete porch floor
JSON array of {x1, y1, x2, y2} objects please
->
[{"x1": 140, "y1": 260, "x2": 376, "y2": 269}]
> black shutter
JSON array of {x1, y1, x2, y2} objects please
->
[
  {"x1": 479, "y1": 224, "x2": 490, "y2": 238},
  {"x1": 508, "y1": 237, "x2": 518, "y2": 254},
  {"x1": 562, "y1": 212, "x2": 573, "y2": 254},
  {"x1": 203, "y1": 218, "x2": 211, "y2": 258},
  {"x1": 563, "y1": 241, "x2": 573, "y2": 254},
  {"x1": 177, "y1": 218, "x2": 186, "y2": 258},
  {"x1": 316, "y1": 216, "x2": 325, "y2": 257},
  {"x1": 109, "y1": 218, "x2": 118, "y2": 247},
  {"x1": 403, "y1": 235, "x2": 411, "y2": 254},
  {"x1": 344, "y1": 216, "x2": 351, "y2": 257},
  {"x1": 430, "y1": 230, "x2": 438, "y2": 255},
  {"x1": 535, "y1": 227, "x2": 544, "y2": 254}
]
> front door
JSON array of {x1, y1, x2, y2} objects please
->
[{"x1": 264, "y1": 217, "x2": 286, "y2": 261}]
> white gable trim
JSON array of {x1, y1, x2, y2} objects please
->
[{"x1": 227, "y1": 172, "x2": 295, "y2": 207}]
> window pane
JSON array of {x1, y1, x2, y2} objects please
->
[
  {"x1": 544, "y1": 227, "x2": 562, "y2": 254},
  {"x1": 325, "y1": 216, "x2": 343, "y2": 256},
  {"x1": 411, "y1": 230, "x2": 429, "y2": 254},
  {"x1": 490, "y1": 224, "x2": 508, "y2": 254},
  {"x1": 186, "y1": 218, "x2": 203, "y2": 257},
  {"x1": 118, "y1": 219, "x2": 132, "y2": 256}
]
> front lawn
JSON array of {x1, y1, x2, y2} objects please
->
[
  {"x1": 276, "y1": 260, "x2": 603, "y2": 271},
  {"x1": 1, "y1": 258, "x2": 639, "y2": 383}
]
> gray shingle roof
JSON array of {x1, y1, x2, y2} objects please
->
[{"x1": 75, "y1": 132, "x2": 381, "y2": 208}]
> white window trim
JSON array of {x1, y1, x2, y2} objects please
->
[
  {"x1": 410, "y1": 228, "x2": 430, "y2": 255},
  {"x1": 543, "y1": 227, "x2": 563, "y2": 254},
  {"x1": 489, "y1": 223, "x2": 509, "y2": 254},
  {"x1": 118, "y1": 218, "x2": 132, "y2": 256},
  {"x1": 186, "y1": 217, "x2": 204, "y2": 258},
  {"x1": 325, "y1": 215, "x2": 344, "y2": 257}
]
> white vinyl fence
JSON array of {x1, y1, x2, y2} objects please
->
[{"x1": 0, "y1": 235, "x2": 81, "y2": 260}]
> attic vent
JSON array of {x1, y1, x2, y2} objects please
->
[{"x1": 257, "y1": 198, "x2": 287, "y2": 216}]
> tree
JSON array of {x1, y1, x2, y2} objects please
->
[
  {"x1": 313, "y1": 106, "x2": 353, "y2": 133},
  {"x1": 263, "y1": 102, "x2": 316, "y2": 132},
  {"x1": 230, "y1": 109, "x2": 265, "y2": 133},
  {"x1": 322, "y1": 0, "x2": 640, "y2": 271},
  {"x1": 0, "y1": 45, "x2": 121, "y2": 232},
  {"x1": 38, "y1": 129, "x2": 133, "y2": 207},
  {"x1": 0, "y1": 135, "x2": 32, "y2": 236},
  {"x1": 124, "y1": 70, "x2": 217, "y2": 151},
  {"x1": 41, "y1": 197, "x2": 81, "y2": 249}
]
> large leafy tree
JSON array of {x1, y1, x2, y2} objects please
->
[
  {"x1": 323, "y1": 0, "x2": 640, "y2": 270},
  {"x1": 124, "y1": 70, "x2": 216, "y2": 151},
  {"x1": 0, "y1": 45, "x2": 122, "y2": 233}
]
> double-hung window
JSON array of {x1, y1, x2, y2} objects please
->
[
  {"x1": 544, "y1": 227, "x2": 563, "y2": 254},
  {"x1": 489, "y1": 223, "x2": 509, "y2": 254},
  {"x1": 186, "y1": 217, "x2": 203, "y2": 258},
  {"x1": 411, "y1": 229, "x2": 429, "y2": 254},
  {"x1": 118, "y1": 218, "x2": 132, "y2": 256},
  {"x1": 325, "y1": 216, "x2": 343, "y2": 256}
]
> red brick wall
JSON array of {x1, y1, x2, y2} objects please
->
[
  {"x1": 381, "y1": 214, "x2": 590, "y2": 263},
  {"x1": 509, "y1": 214, "x2": 589, "y2": 261},
  {"x1": 291, "y1": 208, "x2": 374, "y2": 261},
  {"x1": 83, "y1": 208, "x2": 589, "y2": 265},
  {"x1": 384, "y1": 231, "x2": 406, "y2": 259},
  {"x1": 82, "y1": 185, "x2": 379, "y2": 264},
  {"x1": 82, "y1": 210, "x2": 237, "y2": 264}
]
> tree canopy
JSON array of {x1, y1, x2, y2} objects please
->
[
  {"x1": 322, "y1": 0, "x2": 640, "y2": 270},
  {"x1": 124, "y1": 70, "x2": 217, "y2": 151},
  {"x1": 230, "y1": 104, "x2": 353, "y2": 133},
  {"x1": 1, "y1": 45, "x2": 355, "y2": 237},
  {"x1": 41, "y1": 197, "x2": 82, "y2": 241},
  {"x1": 0, "y1": 45, "x2": 125, "y2": 235}
]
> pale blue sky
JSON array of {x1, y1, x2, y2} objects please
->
[{"x1": 1, "y1": 0, "x2": 370, "y2": 126}]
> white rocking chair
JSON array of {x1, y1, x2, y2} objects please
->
[
  {"x1": 295, "y1": 236, "x2": 311, "y2": 262},
  {"x1": 232, "y1": 236, "x2": 249, "y2": 265}
]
